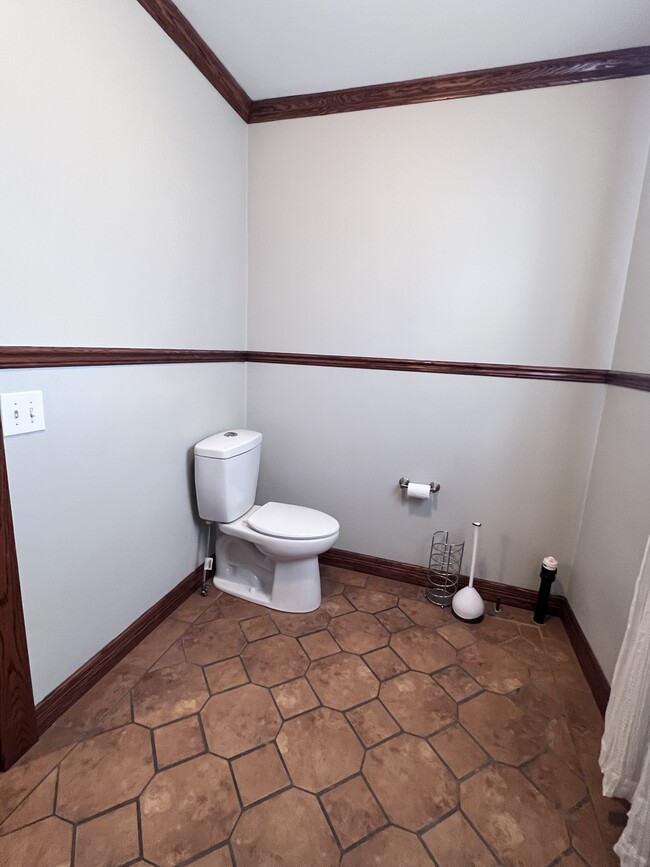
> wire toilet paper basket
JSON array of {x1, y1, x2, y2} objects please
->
[{"x1": 425, "y1": 530, "x2": 465, "y2": 607}]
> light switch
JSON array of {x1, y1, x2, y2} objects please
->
[{"x1": 0, "y1": 391, "x2": 46, "y2": 436}]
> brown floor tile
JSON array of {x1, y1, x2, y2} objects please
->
[
  {"x1": 566, "y1": 800, "x2": 610, "y2": 867},
  {"x1": 140, "y1": 754, "x2": 239, "y2": 867},
  {"x1": 182, "y1": 618, "x2": 246, "y2": 666},
  {"x1": 555, "y1": 682, "x2": 604, "y2": 739},
  {"x1": 231, "y1": 744, "x2": 289, "y2": 805},
  {"x1": 429, "y1": 724, "x2": 488, "y2": 778},
  {"x1": 154, "y1": 715, "x2": 205, "y2": 769},
  {"x1": 92, "y1": 694, "x2": 133, "y2": 734},
  {"x1": 57, "y1": 724, "x2": 153, "y2": 821},
  {"x1": 307, "y1": 652, "x2": 379, "y2": 710},
  {"x1": 503, "y1": 635, "x2": 551, "y2": 672},
  {"x1": 204, "y1": 656, "x2": 249, "y2": 694},
  {"x1": 471, "y1": 616, "x2": 519, "y2": 644},
  {"x1": 486, "y1": 604, "x2": 535, "y2": 623},
  {"x1": 132, "y1": 662, "x2": 208, "y2": 727},
  {"x1": 437, "y1": 622, "x2": 477, "y2": 648},
  {"x1": 422, "y1": 810, "x2": 498, "y2": 866},
  {"x1": 53, "y1": 659, "x2": 145, "y2": 738},
  {"x1": 518, "y1": 622, "x2": 544, "y2": 648},
  {"x1": 462, "y1": 764, "x2": 569, "y2": 867},
  {"x1": 398, "y1": 597, "x2": 450, "y2": 627},
  {"x1": 150, "y1": 639, "x2": 186, "y2": 671},
  {"x1": 277, "y1": 707, "x2": 364, "y2": 792},
  {"x1": 433, "y1": 665, "x2": 482, "y2": 701},
  {"x1": 0, "y1": 768, "x2": 56, "y2": 835},
  {"x1": 0, "y1": 727, "x2": 76, "y2": 825},
  {"x1": 509, "y1": 681, "x2": 565, "y2": 725},
  {"x1": 364, "y1": 734, "x2": 456, "y2": 831},
  {"x1": 546, "y1": 717, "x2": 582, "y2": 774},
  {"x1": 460, "y1": 691, "x2": 544, "y2": 765},
  {"x1": 321, "y1": 565, "x2": 368, "y2": 587},
  {"x1": 379, "y1": 671, "x2": 456, "y2": 736},
  {"x1": 299, "y1": 629, "x2": 340, "y2": 660},
  {"x1": 328, "y1": 611, "x2": 389, "y2": 654},
  {"x1": 554, "y1": 660, "x2": 592, "y2": 692},
  {"x1": 0, "y1": 816, "x2": 72, "y2": 867},
  {"x1": 557, "y1": 854, "x2": 589, "y2": 866},
  {"x1": 123, "y1": 617, "x2": 189, "y2": 670},
  {"x1": 241, "y1": 634, "x2": 309, "y2": 686},
  {"x1": 363, "y1": 646, "x2": 408, "y2": 680},
  {"x1": 201, "y1": 684, "x2": 281, "y2": 758},
  {"x1": 544, "y1": 636, "x2": 580, "y2": 664},
  {"x1": 231, "y1": 788, "x2": 339, "y2": 867},
  {"x1": 240, "y1": 614, "x2": 278, "y2": 642},
  {"x1": 341, "y1": 826, "x2": 433, "y2": 867},
  {"x1": 75, "y1": 802, "x2": 140, "y2": 867},
  {"x1": 170, "y1": 588, "x2": 219, "y2": 623},
  {"x1": 524, "y1": 751, "x2": 587, "y2": 810},
  {"x1": 458, "y1": 640, "x2": 529, "y2": 693},
  {"x1": 390, "y1": 626, "x2": 455, "y2": 673},
  {"x1": 191, "y1": 848, "x2": 233, "y2": 867},
  {"x1": 365, "y1": 574, "x2": 425, "y2": 600},
  {"x1": 321, "y1": 577, "x2": 345, "y2": 596},
  {"x1": 321, "y1": 594, "x2": 355, "y2": 617},
  {"x1": 375, "y1": 606, "x2": 413, "y2": 632},
  {"x1": 321, "y1": 776, "x2": 386, "y2": 848},
  {"x1": 196, "y1": 594, "x2": 267, "y2": 623},
  {"x1": 271, "y1": 608, "x2": 331, "y2": 637},
  {"x1": 271, "y1": 677, "x2": 320, "y2": 719},
  {"x1": 345, "y1": 586, "x2": 397, "y2": 613},
  {"x1": 346, "y1": 700, "x2": 400, "y2": 747}
]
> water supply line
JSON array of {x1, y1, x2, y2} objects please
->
[{"x1": 201, "y1": 521, "x2": 214, "y2": 597}]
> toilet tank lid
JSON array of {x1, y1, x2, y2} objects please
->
[
  {"x1": 194, "y1": 430, "x2": 262, "y2": 459},
  {"x1": 248, "y1": 502, "x2": 339, "y2": 540}
]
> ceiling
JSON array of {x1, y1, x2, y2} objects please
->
[{"x1": 172, "y1": 0, "x2": 650, "y2": 100}]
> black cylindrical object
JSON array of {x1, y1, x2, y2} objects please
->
[{"x1": 533, "y1": 556, "x2": 558, "y2": 624}]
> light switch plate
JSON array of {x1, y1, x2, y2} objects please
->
[{"x1": 0, "y1": 391, "x2": 46, "y2": 436}]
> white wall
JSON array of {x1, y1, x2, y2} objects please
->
[
  {"x1": 247, "y1": 80, "x2": 650, "y2": 594},
  {"x1": 570, "y1": 152, "x2": 650, "y2": 680},
  {"x1": 249, "y1": 80, "x2": 650, "y2": 366},
  {"x1": 0, "y1": 0, "x2": 247, "y2": 701}
]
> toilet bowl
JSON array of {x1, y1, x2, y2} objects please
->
[{"x1": 194, "y1": 431, "x2": 339, "y2": 613}]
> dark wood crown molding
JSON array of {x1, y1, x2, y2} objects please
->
[
  {"x1": 249, "y1": 46, "x2": 650, "y2": 122},
  {"x1": 133, "y1": 2, "x2": 650, "y2": 124},
  {"x1": 136, "y1": 0, "x2": 251, "y2": 121}
]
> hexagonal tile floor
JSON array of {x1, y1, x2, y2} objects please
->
[{"x1": 0, "y1": 569, "x2": 618, "y2": 866}]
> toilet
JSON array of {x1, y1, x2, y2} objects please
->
[{"x1": 194, "y1": 430, "x2": 339, "y2": 613}]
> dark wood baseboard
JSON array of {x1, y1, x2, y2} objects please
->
[
  {"x1": 320, "y1": 547, "x2": 564, "y2": 615},
  {"x1": 321, "y1": 547, "x2": 608, "y2": 714},
  {"x1": 560, "y1": 598, "x2": 611, "y2": 716},
  {"x1": 35, "y1": 566, "x2": 203, "y2": 734}
]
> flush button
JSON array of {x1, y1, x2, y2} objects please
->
[{"x1": 224, "y1": 431, "x2": 238, "y2": 437}]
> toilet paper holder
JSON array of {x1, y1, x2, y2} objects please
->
[{"x1": 399, "y1": 477, "x2": 441, "y2": 494}]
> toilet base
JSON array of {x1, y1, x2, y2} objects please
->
[{"x1": 214, "y1": 534, "x2": 322, "y2": 613}]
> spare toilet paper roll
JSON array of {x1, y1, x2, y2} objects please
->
[{"x1": 406, "y1": 482, "x2": 430, "y2": 499}]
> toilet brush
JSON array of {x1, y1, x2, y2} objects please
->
[{"x1": 452, "y1": 521, "x2": 485, "y2": 622}]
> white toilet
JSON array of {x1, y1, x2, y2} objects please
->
[{"x1": 194, "y1": 430, "x2": 339, "y2": 613}]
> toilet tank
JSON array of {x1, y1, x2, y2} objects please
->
[{"x1": 194, "y1": 430, "x2": 262, "y2": 523}]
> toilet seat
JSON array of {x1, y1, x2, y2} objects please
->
[{"x1": 247, "y1": 502, "x2": 339, "y2": 541}]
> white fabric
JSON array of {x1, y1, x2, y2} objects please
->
[{"x1": 600, "y1": 532, "x2": 650, "y2": 867}]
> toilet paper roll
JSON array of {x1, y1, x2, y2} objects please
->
[{"x1": 406, "y1": 482, "x2": 431, "y2": 500}]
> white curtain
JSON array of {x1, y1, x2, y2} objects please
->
[{"x1": 600, "y1": 532, "x2": 650, "y2": 866}]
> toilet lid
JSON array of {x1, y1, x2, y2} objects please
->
[{"x1": 247, "y1": 502, "x2": 339, "y2": 540}]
